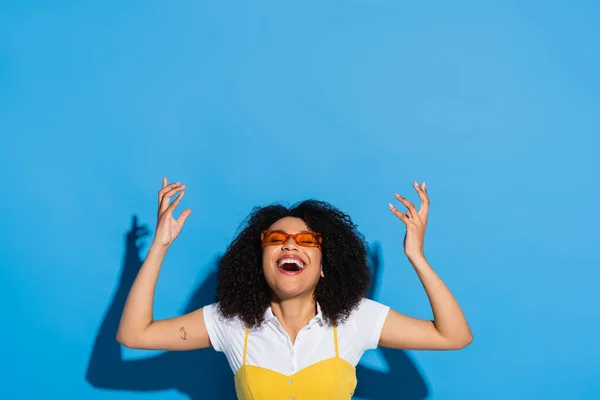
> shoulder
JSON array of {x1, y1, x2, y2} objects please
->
[
  {"x1": 335, "y1": 298, "x2": 391, "y2": 361},
  {"x1": 346, "y1": 298, "x2": 391, "y2": 324},
  {"x1": 202, "y1": 302, "x2": 246, "y2": 352},
  {"x1": 203, "y1": 303, "x2": 246, "y2": 329},
  {"x1": 342, "y1": 298, "x2": 390, "y2": 349}
]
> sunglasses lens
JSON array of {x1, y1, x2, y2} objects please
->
[
  {"x1": 295, "y1": 233, "x2": 319, "y2": 246},
  {"x1": 264, "y1": 231, "x2": 287, "y2": 244},
  {"x1": 262, "y1": 231, "x2": 321, "y2": 247}
]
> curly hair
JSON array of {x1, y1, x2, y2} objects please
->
[{"x1": 216, "y1": 200, "x2": 372, "y2": 327}]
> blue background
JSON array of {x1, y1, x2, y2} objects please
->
[{"x1": 1, "y1": 1, "x2": 599, "y2": 399}]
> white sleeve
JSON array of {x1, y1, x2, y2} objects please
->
[
  {"x1": 352, "y1": 298, "x2": 390, "y2": 351},
  {"x1": 202, "y1": 303, "x2": 229, "y2": 352}
]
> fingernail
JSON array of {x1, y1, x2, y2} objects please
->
[
  {"x1": 395, "y1": 193, "x2": 402, "y2": 198},
  {"x1": 388, "y1": 203, "x2": 394, "y2": 209}
]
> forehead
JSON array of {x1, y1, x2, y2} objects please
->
[{"x1": 268, "y1": 217, "x2": 309, "y2": 233}]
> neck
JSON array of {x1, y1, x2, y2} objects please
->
[{"x1": 270, "y1": 294, "x2": 317, "y2": 342}]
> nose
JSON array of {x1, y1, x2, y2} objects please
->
[{"x1": 281, "y1": 236, "x2": 299, "y2": 251}]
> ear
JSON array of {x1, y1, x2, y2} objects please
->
[{"x1": 320, "y1": 268, "x2": 325, "y2": 278}]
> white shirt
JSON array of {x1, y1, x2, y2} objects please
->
[{"x1": 203, "y1": 298, "x2": 390, "y2": 375}]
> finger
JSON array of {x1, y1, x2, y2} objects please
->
[
  {"x1": 177, "y1": 208, "x2": 192, "y2": 226},
  {"x1": 388, "y1": 203, "x2": 411, "y2": 225},
  {"x1": 158, "y1": 182, "x2": 183, "y2": 208},
  {"x1": 160, "y1": 185, "x2": 186, "y2": 214},
  {"x1": 394, "y1": 193, "x2": 420, "y2": 222},
  {"x1": 413, "y1": 181, "x2": 430, "y2": 216},
  {"x1": 159, "y1": 181, "x2": 182, "y2": 199},
  {"x1": 161, "y1": 185, "x2": 185, "y2": 208},
  {"x1": 162, "y1": 176, "x2": 167, "y2": 189},
  {"x1": 165, "y1": 190, "x2": 185, "y2": 216}
]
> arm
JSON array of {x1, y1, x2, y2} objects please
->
[
  {"x1": 379, "y1": 255, "x2": 472, "y2": 350},
  {"x1": 381, "y1": 181, "x2": 473, "y2": 350},
  {"x1": 116, "y1": 177, "x2": 211, "y2": 351},
  {"x1": 116, "y1": 244, "x2": 210, "y2": 350}
]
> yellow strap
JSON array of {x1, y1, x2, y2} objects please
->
[
  {"x1": 333, "y1": 326, "x2": 340, "y2": 358},
  {"x1": 243, "y1": 326, "x2": 250, "y2": 365}
]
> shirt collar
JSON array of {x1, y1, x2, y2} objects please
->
[{"x1": 263, "y1": 302, "x2": 324, "y2": 327}]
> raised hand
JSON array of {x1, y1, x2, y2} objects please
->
[
  {"x1": 154, "y1": 177, "x2": 192, "y2": 248},
  {"x1": 388, "y1": 181, "x2": 430, "y2": 260}
]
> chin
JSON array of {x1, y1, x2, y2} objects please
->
[{"x1": 266, "y1": 271, "x2": 318, "y2": 299}]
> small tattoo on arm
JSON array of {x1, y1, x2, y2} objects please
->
[{"x1": 180, "y1": 326, "x2": 187, "y2": 340}]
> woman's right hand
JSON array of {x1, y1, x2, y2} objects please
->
[
  {"x1": 117, "y1": 177, "x2": 210, "y2": 352},
  {"x1": 153, "y1": 177, "x2": 192, "y2": 248}
]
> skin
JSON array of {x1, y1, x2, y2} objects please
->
[
  {"x1": 380, "y1": 182, "x2": 473, "y2": 350},
  {"x1": 116, "y1": 177, "x2": 473, "y2": 353},
  {"x1": 261, "y1": 217, "x2": 324, "y2": 343}
]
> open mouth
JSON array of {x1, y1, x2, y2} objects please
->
[{"x1": 276, "y1": 257, "x2": 306, "y2": 273}]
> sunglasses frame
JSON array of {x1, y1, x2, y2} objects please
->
[{"x1": 260, "y1": 230, "x2": 323, "y2": 249}]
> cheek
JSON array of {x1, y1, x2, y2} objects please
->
[
  {"x1": 309, "y1": 249, "x2": 322, "y2": 266},
  {"x1": 262, "y1": 248, "x2": 276, "y2": 270}
]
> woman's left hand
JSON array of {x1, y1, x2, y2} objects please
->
[{"x1": 388, "y1": 181, "x2": 430, "y2": 260}]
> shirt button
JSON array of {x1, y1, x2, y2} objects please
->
[
  {"x1": 291, "y1": 366, "x2": 295, "y2": 372},
  {"x1": 290, "y1": 397, "x2": 295, "y2": 400},
  {"x1": 288, "y1": 379, "x2": 293, "y2": 385}
]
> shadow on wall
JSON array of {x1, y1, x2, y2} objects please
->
[{"x1": 86, "y1": 215, "x2": 430, "y2": 399}]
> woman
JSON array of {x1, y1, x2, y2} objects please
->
[{"x1": 117, "y1": 177, "x2": 473, "y2": 399}]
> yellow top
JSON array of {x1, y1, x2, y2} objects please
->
[{"x1": 234, "y1": 325, "x2": 357, "y2": 400}]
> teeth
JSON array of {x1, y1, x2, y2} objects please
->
[{"x1": 277, "y1": 258, "x2": 305, "y2": 269}]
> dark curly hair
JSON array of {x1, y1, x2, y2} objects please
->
[{"x1": 216, "y1": 200, "x2": 372, "y2": 327}]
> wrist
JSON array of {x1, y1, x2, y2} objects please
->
[
  {"x1": 149, "y1": 241, "x2": 169, "y2": 257},
  {"x1": 407, "y1": 252, "x2": 427, "y2": 265}
]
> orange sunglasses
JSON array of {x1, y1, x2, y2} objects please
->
[{"x1": 261, "y1": 230, "x2": 323, "y2": 249}]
